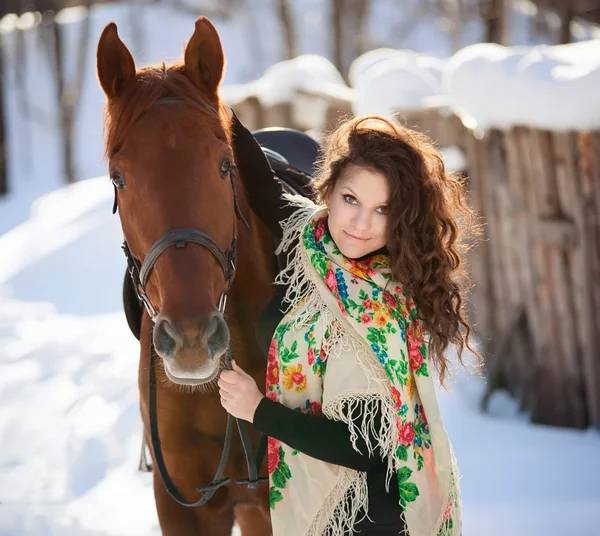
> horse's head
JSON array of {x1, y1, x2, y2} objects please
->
[{"x1": 97, "y1": 18, "x2": 245, "y2": 386}]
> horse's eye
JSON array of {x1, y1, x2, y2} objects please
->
[
  {"x1": 220, "y1": 159, "x2": 234, "y2": 178},
  {"x1": 110, "y1": 169, "x2": 126, "y2": 190}
]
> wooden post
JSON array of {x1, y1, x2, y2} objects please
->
[
  {"x1": 463, "y1": 133, "x2": 492, "y2": 342},
  {"x1": 552, "y1": 131, "x2": 596, "y2": 428},
  {"x1": 577, "y1": 132, "x2": 600, "y2": 427},
  {"x1": 517, "y1": 128, "x2": 570, "y2": 425}
]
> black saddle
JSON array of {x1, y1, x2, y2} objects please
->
[
  {"x1": 123, "y1": 125, "x2": 320, "y2": 342},
  {"x1": 253, "y1": 127, "x2": 319, "y2": 200}
]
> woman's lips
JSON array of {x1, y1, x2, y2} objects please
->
[{"x1": 344, "y1": 231, "x2": 369, "y2": 241}]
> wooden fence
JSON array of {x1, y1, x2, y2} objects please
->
[
  {"x1": 400, "y1": 109, "x2": 600, "y2": 430},
  {"x1": 229, "y1": 93, "x2": 600, "y2": 430}
]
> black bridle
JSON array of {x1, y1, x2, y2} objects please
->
[{"x1": 113, "y1": 97, "x2": 267, "y2": 507}]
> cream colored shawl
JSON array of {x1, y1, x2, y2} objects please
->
[{"x1": 264, "y1": 197, "x2": 461, "y2": 536}]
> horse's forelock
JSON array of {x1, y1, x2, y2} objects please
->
[{"x1": 103, "y1": 62, "x2": 229, "y2": 160}]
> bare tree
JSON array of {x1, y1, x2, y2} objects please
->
[
  {"x1": 480, "y1": 0, "x2": 506, "y2": 43},
  {"x1": 558, "y1": 0, "x2": 574, "y2": 43},
  {"x1": 331, "y1": 0, "x2": 370, "y2": 81},
  {"x1": 277, "y1": 0, "x2": 296, "y2": 59},
  {"x1": 51, "y1": 2, "x2": 92, "y2": 183}
]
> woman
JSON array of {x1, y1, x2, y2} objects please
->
[{"x1": 219, "y1": 113, "x2": 481, "y2": 536}]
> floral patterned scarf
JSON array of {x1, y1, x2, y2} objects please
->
[{"x1": 265, "y1": 197, "x2": 461, "y2": 536}]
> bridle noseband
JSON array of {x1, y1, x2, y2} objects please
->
[
  {"x1": 113, "y1": 97, "x2": 267, "y2": 507},
  {"x1": 121, "y1": 225, "x2": 239, "y2": 322}
]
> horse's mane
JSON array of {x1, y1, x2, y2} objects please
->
[{"x1": 103, "y1": 62, "x2": 230, "y2": 160}]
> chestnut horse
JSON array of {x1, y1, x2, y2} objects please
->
[{"x1": 96, "y1": 17, "x2": 275, "y2": 535}]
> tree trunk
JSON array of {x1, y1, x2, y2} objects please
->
[
  {"x1": 351, "y1": 0, "x2": 369, "y2": 59},
  {"x1": 52, "y1": 3, "x2": 92, "y2": 183},
  {"x1": 0, "y1": 46, "x2": 6, "y2": 195},
  {"x1": 483, "y1": 0, "x2": 505, "y2": 44},
  {"x1": 558, "y1": 0, "x2": 573, "y2": 44},
  {"x1": 276, "y1": 0, "x2": 296, "y2": 60},
  {"x1": 331, "y1": 0, "x2": 343, "y2": 76},
  {"x1": 331, "y1": 0, "x2": 369, "y2": 82}
]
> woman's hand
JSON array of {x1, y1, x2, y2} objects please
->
[{"x1": 218, "y1": 360, "x2": 264, "y2": 422}]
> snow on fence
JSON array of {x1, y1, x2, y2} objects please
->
[{"x1": 227, "y1": 88, "x2": 600, "y2": 430}]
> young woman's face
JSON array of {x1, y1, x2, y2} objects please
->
[{"x1": 326, "y1": 165, "x2": 390, "y2": 259}]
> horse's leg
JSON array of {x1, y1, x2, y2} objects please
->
[
  {"x1": 235, "y1": 503, "x2": 272, "y2": 536},
  {"x1": 153, "y1": 473, "x2": 235, "y2": 536}
]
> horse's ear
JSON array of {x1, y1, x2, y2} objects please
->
[
  {"x1": 97, "y1": 22, "x2": 136, "y2": 99},
  {"x1": 184, "y1": 17, "x2": 225, "y2": 94}
]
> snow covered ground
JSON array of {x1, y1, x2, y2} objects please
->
[{"x1": 1, "y1": 1, "x2": 600, "y2": 535}]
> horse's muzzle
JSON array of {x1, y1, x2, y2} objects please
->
[{"x1": 153, "y1": 311, "x2": 230, "y2": 384}]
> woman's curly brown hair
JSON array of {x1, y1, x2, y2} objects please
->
[{"x1": 312, "y1": 115, "x2": 482, "y2": 384}]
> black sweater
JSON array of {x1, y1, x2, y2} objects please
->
[{"x1": 233, "y1": 113, "x2": 405, "y2": 533}]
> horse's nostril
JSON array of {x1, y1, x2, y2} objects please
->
[
  {"x1": 154, "y1": 317, "x2": 181, "y2": 358},
  {"x1": 207, "y1": 312, "x2": 230, "y2": 357}
]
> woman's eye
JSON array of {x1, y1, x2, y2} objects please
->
[
  {"x1": 220, "y1": 159, "x2": 234, "y2": 177},
  {"x1": 110, "y1": 170, "x2": 125, "y2": 190},
  {"x1": 376, "y1": 206, "x2": 388, "y2": 215},
  {"x1": 343, "y1": 194, "x2": 357, "y2": 205}
]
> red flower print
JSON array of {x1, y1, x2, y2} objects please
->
[
  {"x1": 325, "y1": 269, "x2": 337, "y2": 293},
  {"x1": 362, "y1": 299, "x2": 373, "y2": 310},
  {"x1": 310, "y1": 402, "x2": 323, "y2": 417},
  {"x1": 307, "y1": 348, "x2": 316, "y2": 366},
  {"x1": 360, "y1": 313, "x2": 371, "y2": 324},
  {"x1": 267, "y1": 362, "x2": 280, "y2": 387},
  {"x1": 319, "y1": 347, "x2": 328, "y2": 363},
  {"x1": 394, "y1": 285, "x2": 403, "y2": 295},
  {"x1": 399, "y1": 422, "x2": 415, "y2": 445},
  {"x1": 391, "y1": 386, "x2": 402, "y2": 410},
  {"x1": 267, "y1": 339, "x2": 278, "y2": 365},
  {"x1": 266, "y1": 388, "x2": 278, "y2": 401},
  {"x1": 383, "y1": 291, "x2": 397, "y2": 309},
  {"x1": 314, "y1": 220, "x2": 326, "y2": 242},
  {"x1": 408, "y1": 319, "x2": 424, "y2": 343},
  {"x1": 359, "y1": 258, "x2": 377, "y2": 276},
  {"x1": 268, "y1": 438, "x2": 280, "y2": 474},
  {"x1": 409, "y1": 344, "x2": 424, "y2": 372},
  {"x1": 348, "y1": 259, "x2": 369, "y2": 279}
]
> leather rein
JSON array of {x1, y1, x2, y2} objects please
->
[{"x1": 113, "y1": 97, "x2": 267, "y2": 507}]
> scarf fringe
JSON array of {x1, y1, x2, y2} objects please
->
[
  {"x1": 274, "y1": 195, "x2": 322, "y2": 313},
  {"x1": 306, "y1": 470, "x2": 368, "y2": 536},
  {"x1": 323, "y1": 393, "x2": 398, "y2": 490}
]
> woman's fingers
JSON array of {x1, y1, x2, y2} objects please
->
[
  {"x1": 231, "y1": 360, "x2": 247, "y2": 375},
  {"x1": 219, "y1": 369, "x2": 240, "y2": 385},
  {"x1": 218, "y1": 374, "x2": 238, "y2": 393}
]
